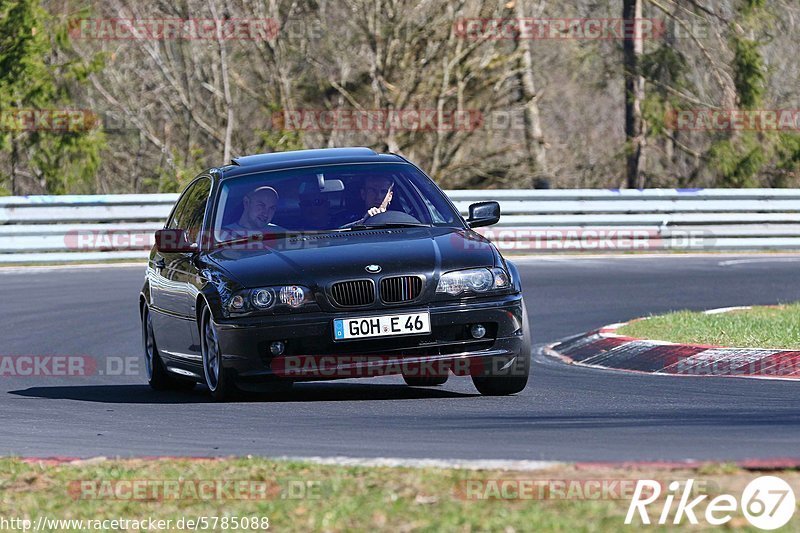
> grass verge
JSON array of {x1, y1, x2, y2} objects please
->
[
  {"x1": 0, "y1": 458, "x2": 798, "y2": 531},
  {"x1": 616, "y1": 303, "x2": 800, "y2": 349}
]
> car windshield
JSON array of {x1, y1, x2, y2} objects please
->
[{"x1": 212, "y1": 162, "x2": 462, "y2": 243}]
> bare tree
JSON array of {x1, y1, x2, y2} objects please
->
[
  {"x1": 511, "y1": 0, "x2": 548, "y2": 186},
  {"x1": 623, "y1": 0, "x2": 646, "y2": 188},
  {"x1": 9, "y1": 0, "x2": 796, "y2": 194}
]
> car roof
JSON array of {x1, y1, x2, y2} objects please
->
[{"x1": 219, "y1": 147, "x2": 407, "y2": 178}]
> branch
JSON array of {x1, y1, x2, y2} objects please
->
[{"x1": 650, "y1": 0, "x2": 736, "y2": 105}]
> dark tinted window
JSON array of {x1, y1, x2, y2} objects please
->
[{"x1": 169, "y1": 177, "x2": 211, "y2": 244}]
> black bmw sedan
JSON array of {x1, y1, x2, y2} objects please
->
[{"x1": 140, "y1": 147, "x2": 530, "y2": 400}]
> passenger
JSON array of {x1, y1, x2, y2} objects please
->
[{"x1": 221, "y1": 186, "x2": 281, "y2": 240}]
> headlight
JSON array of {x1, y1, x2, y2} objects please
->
[
  {"x1": 227, "y1": 285, "x2": 315, "y2": 315},
  {"x1": 230, "y1": 294, "x2": 246, "y2": 310},
  {"x1": 279, "y1": 285, "x2": 306, "y2": 308},
  {"x1": 492, "y1": 268, "x2": 510, "y2": 289},
  {"x1": 252, "y1": 289, "x2": 275, "y2": 309},
  {"x1": 436, "y1": 267, "x2": 511, "y2": 296}
]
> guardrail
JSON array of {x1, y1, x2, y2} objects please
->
[{"x1": 1, "y1": 189, "x2": 799, "y2": 263}]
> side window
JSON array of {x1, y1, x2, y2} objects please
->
[
  {"x1": 167, "y1": 193, "x2": 192, "y2": 231},
  {"x1": 168, "y1": 177, "x2": 212, "y2": 244},
  {"x1": 183, "y1": 178, "x2": 212, "y2": 244}
]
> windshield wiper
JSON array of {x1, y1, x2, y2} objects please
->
[
  {"x1": 216, "y1": 231, "x2": 289, "y2": 247},
  {"x1": 346, "y1": 222, "x2": 431, "y2": 231}
]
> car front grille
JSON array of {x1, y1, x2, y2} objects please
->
[
  {"x1": 380, "y1": 275, "x2": 424, "y2": 303},
  {"x1": 330, "y1": 279, "x2": 375, "y2": 307}
]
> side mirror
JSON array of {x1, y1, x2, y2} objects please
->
[
  {"x1": 466, "y1": 201, "x2": 500, "y2": 228},
  {"x1": 155, "y1": 229, "x2": 197, "y2": 253}
]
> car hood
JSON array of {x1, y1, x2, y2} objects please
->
[{"x1": 204, "y1": 227, "x2": 497, "y2": 289}]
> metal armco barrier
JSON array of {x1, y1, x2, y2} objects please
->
[{"x1": 1, "y1": 189, "x2": 799, "y2": 262}]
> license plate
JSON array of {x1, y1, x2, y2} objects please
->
[{"x1": 333, "y1": 312, "x2": 431, "y2": 341}]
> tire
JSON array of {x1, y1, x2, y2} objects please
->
[
  {"x1": 201, "y1": 307, "x2": 236, "y2": 401},
  {"x1": 403, "y1": 374, "x2": 449, "y2": 387},
  {"x1": 142, "y1": 306, "x2": 196, "y2": 392},
  {"x1": 471, "y1": 299, "x2": 531, "y2": 396}
]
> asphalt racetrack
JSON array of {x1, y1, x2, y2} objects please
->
[{"x1": 1, "y1": 255, "x2": 799, "y2": 462}]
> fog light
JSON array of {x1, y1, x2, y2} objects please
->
[
  {"x1": 270, "y1": 341, "x2": 285, "y2": 356},
  {"x1": 470, "y1": 324, "x2": 486, "y2": 339}
]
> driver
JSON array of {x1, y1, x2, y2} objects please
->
[
  {"x1": 361, "y1": 176, "x2": 393, "y2": 218},
  {"x1": 338, "y1": 176, "x2": 393, "y2": 227}
]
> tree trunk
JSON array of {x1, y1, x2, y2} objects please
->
[
  {"x1": 210, "y1": 0, "x2": 234, "y2": 163},
  {"x1": 514, "y1": 0, "x2": 548, "y2": 186},
  {"x1": 11, "y1": 137, "x2": 18, "y2": 195},
  {"x1": 623, "y1": 0, "x2": 646, "y2": 189}
]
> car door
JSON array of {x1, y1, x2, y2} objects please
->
[{"x1": 149, "y1": 176, "x2": 212, "y2": 366}]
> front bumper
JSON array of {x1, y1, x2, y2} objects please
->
[{"x1": 214, "y1": 293, "x2": 527, "y2": 383}]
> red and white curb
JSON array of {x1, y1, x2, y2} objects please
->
[{"x1": 545, "y1": 307, "x2": 800, "y2": 381}]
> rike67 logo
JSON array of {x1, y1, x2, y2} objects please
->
[{"x1": 626, "y1": 476, "x2": 795, "y2": 530}]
